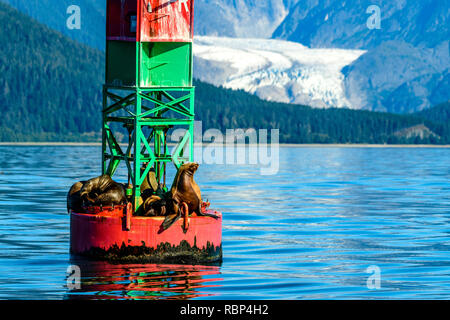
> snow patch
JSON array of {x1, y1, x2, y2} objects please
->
[{"x1": 193, "y1": 36, "x2": 366, "y2": 108}]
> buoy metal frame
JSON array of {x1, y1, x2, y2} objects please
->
[
  {"x1": 103, "y1": 0, "x2": 195, "y2": 211},
  {"x1": 102, "y1": 83, "x2": 195, "y2": 211}
]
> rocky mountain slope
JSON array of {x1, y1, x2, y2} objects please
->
[
  {"x1": 195, "y1": 0, "x2": 301, "y2": 38},
  {"x1": 273, "y1": 0, "x2": 450, "y2": 112},
  {"x1": 273, "y1": 0, "x2": 449, "y2": 50}
]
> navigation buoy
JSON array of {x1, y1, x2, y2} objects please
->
[{"x1": 69, "y1": 0, "x2": 222, "y2": 264}]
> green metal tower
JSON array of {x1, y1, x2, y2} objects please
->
[{"x1": 103, "y1": 0, "x2": 195, "y2": 210}]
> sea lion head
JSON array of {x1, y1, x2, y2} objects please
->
[{"x1": 180, "y1": 162, "x2": 199, "y2": 176}]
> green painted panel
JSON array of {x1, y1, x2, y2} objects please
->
[
  {"x1": 140, "y1": 42, "x2": 192, "y2": 87},
  {"x1": 106, "y1": 41, "x2": 136, "y2": 86},
  {"x1": 106, "y1": 41, "x2": 193, "y2": 88}
]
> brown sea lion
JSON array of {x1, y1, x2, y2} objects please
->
[
  {"x1": 141, "y1": 195, "x2": 179, "y2": 218},
  {"x1": 67, "y1": 181, "x2": 86, "y2": 213},
  {"x1": 79, "y1": 175, "x2": 127, "y2": 208},
  {"x1": 162, "y1": 163, "x2": 219, "y2": 230},
  {"x1": 133, "y1": 168, "x2": 163, "y2": 214}
]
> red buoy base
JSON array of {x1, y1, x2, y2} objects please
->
[{"x1": 70, "y1": 206, "x2": 222, "y2": 264}]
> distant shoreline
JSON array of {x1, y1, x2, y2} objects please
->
[{"x1": 1, "y1": 142, "x2": 449, "y2": 148}]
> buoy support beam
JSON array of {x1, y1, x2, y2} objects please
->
[{"x1": 102, "y1": 85, "x2": 195, "y2": 210}]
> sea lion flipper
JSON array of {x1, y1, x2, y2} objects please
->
[
  {"x1": 67, "y1": 181, "x2": 85, "y2": 214},
  {"x1": 162, "y1": 213, "x2": 181, "y2": 230},
  {"x1": 199, "y1": 212, "x2": 220, "y2": 219}
]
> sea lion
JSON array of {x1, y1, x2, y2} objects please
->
[
  {"x1": 133, "y1": 167, "x2": 165, "y2": 215},
  {"x1": 79, "y1": 175, "x2": 127, "y2": 208},
  {"x1": 170, "y1": 163, "x2": 202, "y2": 214},
  {"x1": 67, "y1": 181, "x2": 86, "y2": 213},
  {"x1": 140, "y1": 168, "x2": 158, "y2": 201},
  {"x1": 162, "y1": 163, "x2": 219, "y2": 230},
  {"x1": 141, "y1": 195, "x2": 177, "y2": 217}
]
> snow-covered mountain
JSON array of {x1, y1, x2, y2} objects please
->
[
  {"x1": 194, "y1": 36, "x2": 365, "y2": 108},
  {"x1": 271, "y1": 0, "x2": 450, "y2": 112}
]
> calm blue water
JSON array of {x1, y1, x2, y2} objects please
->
[{"x1": 0, "y1": 146, "x2": 449, "y2": 300}]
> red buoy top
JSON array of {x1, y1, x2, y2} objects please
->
[{"x1": 107, "y1": 0, "x2": 194, "y2": 42}]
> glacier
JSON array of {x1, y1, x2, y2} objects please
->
[{"x1": 193, "y1": 36, "x2": 366, "y2": 109}]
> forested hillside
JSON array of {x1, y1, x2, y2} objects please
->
[
  {"x1": 195, "y1": 82, "x2": 450, "y2": 144},
  {"x1": 416, "y1": 101, "x2": 450, "y2": 123},
  {"x1": 0, "y1": 2, "x2": 103, "y2": 141},
  {"x1": 0, "y1": 2, "x2": 449, "y2": 144}
]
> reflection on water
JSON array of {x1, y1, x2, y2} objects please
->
[
  {"x1": 66, "y1": 258, "x2": 222, "y2": 300},
  {"x1": 0, "y1": 146, "x2": 449, "y2": 299}
]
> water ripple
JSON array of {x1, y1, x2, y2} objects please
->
[{"x1": 0, "y1": 146, "x2": 449, "y2": 299}]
